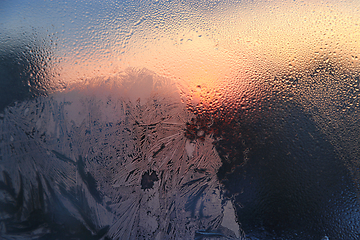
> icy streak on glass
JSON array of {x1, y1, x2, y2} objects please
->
[{"x1": 0, "y1": 69, "x2": 241, "y2": 239}]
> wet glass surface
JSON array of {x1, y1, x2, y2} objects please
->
[{"x1": 1, "y1": 0, "x2": 360, "y2": 239}]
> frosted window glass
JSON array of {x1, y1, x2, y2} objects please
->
[{"x1": 1, "y1": 1, "x2": 359, "y2": 239}]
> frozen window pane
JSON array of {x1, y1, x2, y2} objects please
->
[{"x1": 1, "y1": 1, "x2": 360, "y2": 239}]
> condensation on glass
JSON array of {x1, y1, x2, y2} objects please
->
[{"x1": 0, "y1": 0, "x2": 359, "y2": 239}]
